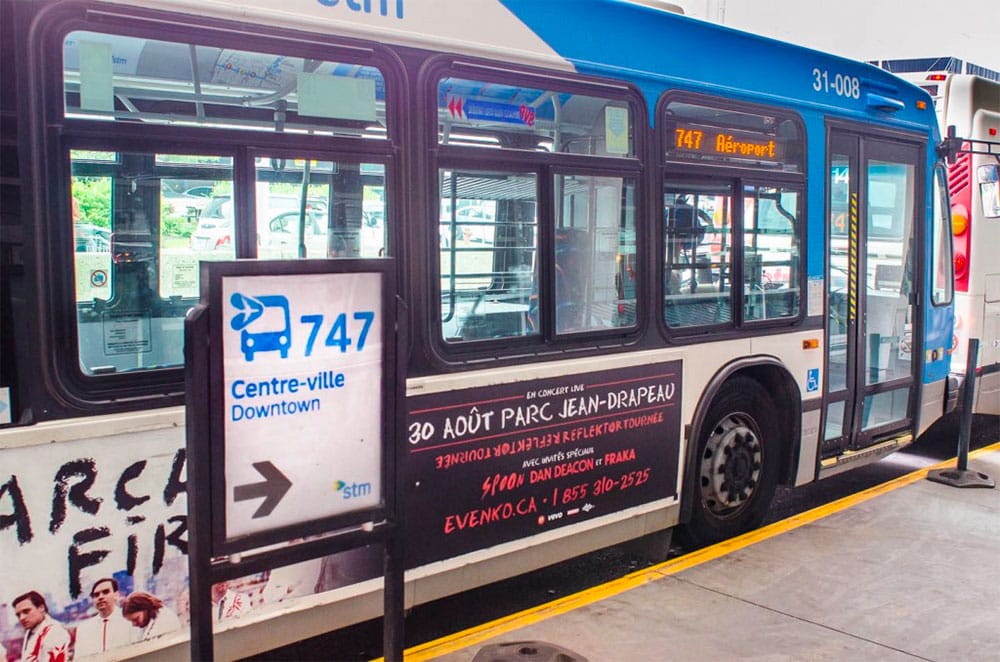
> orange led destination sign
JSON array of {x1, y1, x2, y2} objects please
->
[{"x1": 671, "y1": 125, "x2": 783, "y2": 163}]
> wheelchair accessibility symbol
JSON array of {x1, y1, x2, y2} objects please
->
[
  {"x1": 230, "y1": 293, "x2": 291, "y2": 361},
  {"x1": 806, "y1": 368, "x2": 820, "y2": 393}
]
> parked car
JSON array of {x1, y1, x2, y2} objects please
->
[
  {"x1": 439, "y1": 201, "x2": 496, "y2": 245},
  {"x1": 189, "y1": 196, "x2": 235, "y2": 251},
  {"x1": 164, "y1": 185, "x2": 217, "y2": 219},
  {"x1": 190, "y1": 194, "x2": 329, "y2": 252},
  {"x1": 260, "y1": 209, "x2": 327, "y2": 251}
]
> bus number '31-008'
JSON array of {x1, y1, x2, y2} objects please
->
[{"x1": 812, "y1": 68, "x2": 861, "y2": 99}]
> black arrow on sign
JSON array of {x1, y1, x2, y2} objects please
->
[{"x1": 233, "y1": 461, "x2": 292, "y2": 518}]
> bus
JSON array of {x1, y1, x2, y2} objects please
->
[
  {"x1": 0, "y1": 1, "x2": 954, "y2": 659},
  {"x1": 875, "y1": 59, "x2": 1000, "y2": 413}
]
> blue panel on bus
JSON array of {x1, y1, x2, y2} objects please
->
[{"x1": 498, "y1": 0, "x2": 934, "y2": 129}]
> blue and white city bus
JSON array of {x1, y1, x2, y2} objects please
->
[{"x1": 0, "y1": 0, "x2": 954, "y2": 658}]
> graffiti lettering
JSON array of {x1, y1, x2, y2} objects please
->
[
  {"x1": 115, "y1": 461, "x2": 151, "y2": 511},
  {"x1": 0, "y1": 474, "x2": 31, "y2": 544},
  {"x1": 50, "y1": 459, "x2": 102, "y2": 533}
]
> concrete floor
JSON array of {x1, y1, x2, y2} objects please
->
[{"x1": 414, "y1": 446, "x2": 1000, "y2": 661}]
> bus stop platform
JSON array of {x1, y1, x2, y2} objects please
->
[{"x1": 403, "y1": 442, "x2": 1000, "y2": 661}]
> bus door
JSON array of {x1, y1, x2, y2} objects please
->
[{"x1": 824, "y1": 130, "x2": 920, "y2": 454}]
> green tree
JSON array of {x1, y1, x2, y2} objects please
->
[{"x1": 71, "y1": 177, "x2": 112, "y2": 228}]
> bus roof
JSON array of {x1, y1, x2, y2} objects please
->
[{"x1": 90, "y1": 0, "x2": 935, "y2": 131}]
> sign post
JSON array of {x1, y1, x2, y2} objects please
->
[{"x1": 185, "y1": 259, "x2": 402, "y2": 661}]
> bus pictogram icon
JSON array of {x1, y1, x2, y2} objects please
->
[{"x1": 230, "y1": 293, "x2": 291, "y2": 361}]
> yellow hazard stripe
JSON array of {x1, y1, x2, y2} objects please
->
[{"x1": 848, "y1": 192, "x2": 858, "y2": 322}]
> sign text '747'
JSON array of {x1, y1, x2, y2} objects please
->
[{"x1": 300, "y1": 312, "x2": 375, "y2": 355}]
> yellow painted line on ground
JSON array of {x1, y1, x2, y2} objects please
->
[{"x1": 391, "y1": 442, "x2": 1000, "y2": 661}]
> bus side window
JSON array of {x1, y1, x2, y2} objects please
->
[
  {"x1": 253, "y1": 159, "x2": 386, "y2": 261},
  {"x1": 553, "y1": 174, "x2": 637, "y2": 335},
  {"x1": 743, "y1": 185, "x2": 800, "y2": 322},
  {"x1": 71, "y1": 150, "x2": 233, "y2": 376},
  {"x1": 439, "y1": 170, "x2": 539, "y2": 342},
  {"x1": 664, "y1": 187, "x2": 733, "y2": 327}
]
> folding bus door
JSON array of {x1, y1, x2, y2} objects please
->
[{"x1": 824, "y1": 130, "x2": 920, "y2": 454}]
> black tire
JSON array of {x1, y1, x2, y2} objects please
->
[
  {"x1": 620, "y1": 529, "x2": 674, "y2": 564},
  {"x1": 678, "y1": 376, "x2": 780, "y2": 549}
]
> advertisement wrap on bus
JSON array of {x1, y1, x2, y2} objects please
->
[
  {"x1": 0, "y1": 436, "x2": 383, "y2": 657},
  {"x1": 403, "y1": 362, "x2": 681, "y2": 567},
  {"x1": 1, "y1": 1, "x2": 953, "y2": 659}
]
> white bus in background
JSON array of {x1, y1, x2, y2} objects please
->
[{"x1": 875, "y1": 58, "x2": 1000, "y2": 413}]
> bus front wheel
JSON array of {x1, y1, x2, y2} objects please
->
[{"x1": 679, "y1": 376, "x2": 779, "y2": 549}]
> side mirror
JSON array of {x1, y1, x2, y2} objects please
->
[{"x1": 937, "y1": 125, "x2": 964, "y2": 165}]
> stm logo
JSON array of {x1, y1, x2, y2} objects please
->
[
  {"x1": 333, "y1": 480, "x2": 373, "y2": 499},
  {"x1": 315, "y1": 0, "x2": 404, "y2": 19}
]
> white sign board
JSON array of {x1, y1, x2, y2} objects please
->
[{"x1": 221, "y1": 272, "x2": 383, "y2": 539}]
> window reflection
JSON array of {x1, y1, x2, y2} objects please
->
[
  {"x1": 70, "y1": 150, "x2": 234, "y2": 375},
  {"x1": 439, "y1": 170, "x2": 538, "y2": 342},
  {"x1": 254, "y1": 159, "x2": 386, "y2": 260},
  {"x1": 554, "y1": 175, "x2": 637, "y2": 333}
]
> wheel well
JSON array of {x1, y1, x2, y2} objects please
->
[
  {"x1": 679, "y1": 360, "x2": 801, "y2": 523},
  {"x1": 736, "y1": 364, "x2": 800, "y2": 487}
]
